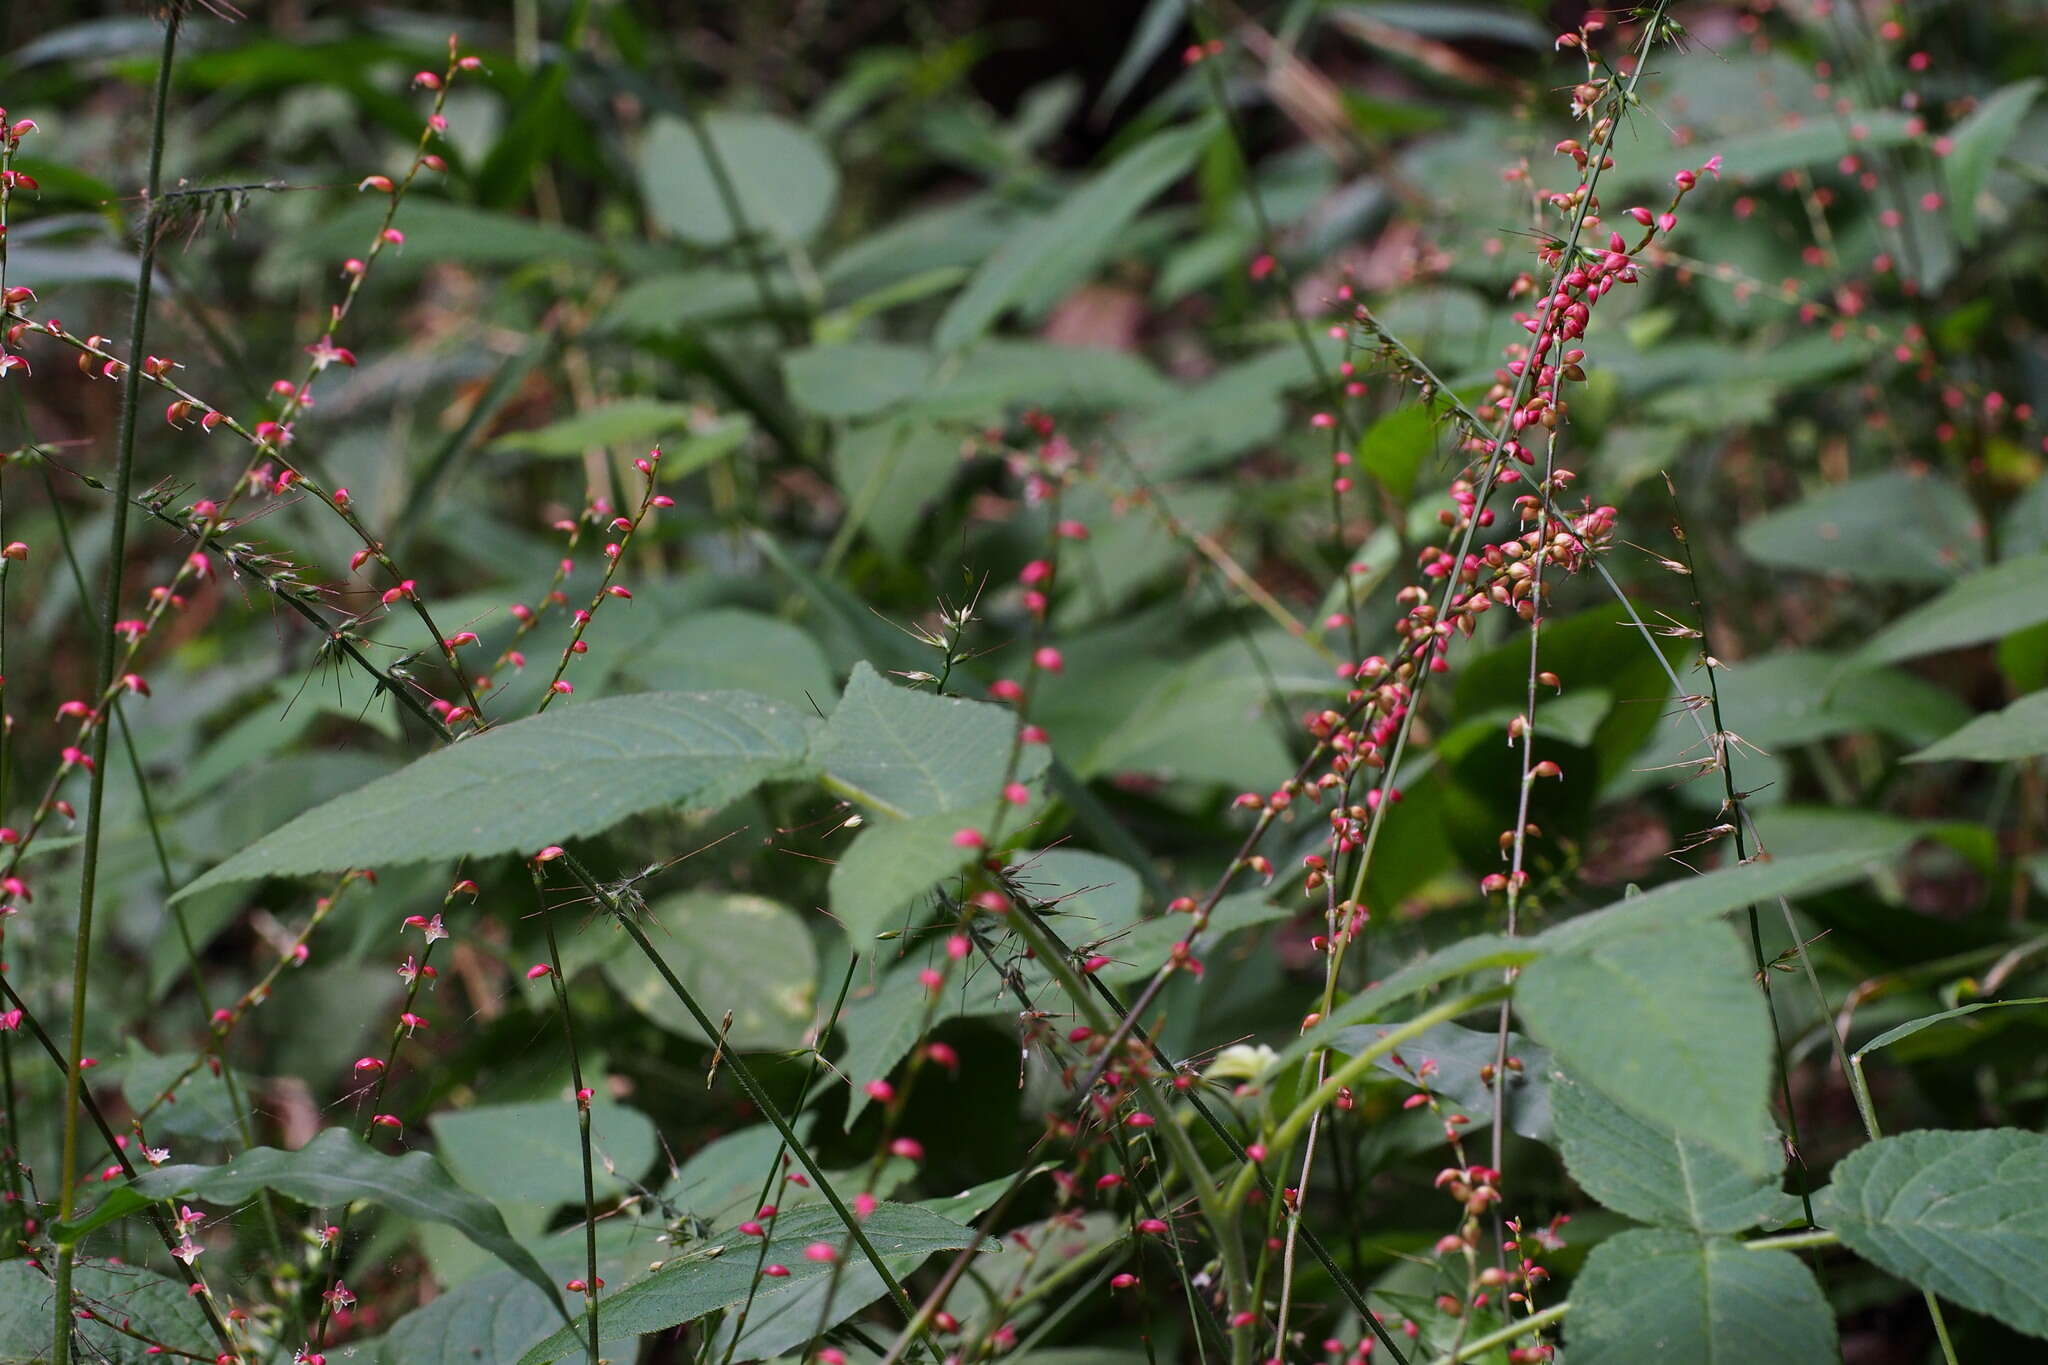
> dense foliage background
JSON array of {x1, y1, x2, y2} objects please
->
[{"x1": 1, "y1": 2, "x2": 2046, "y2": 1363}]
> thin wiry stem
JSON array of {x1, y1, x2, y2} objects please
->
[
  {"x1": 551, "y1": 853, "x2": 928, "y2": 1339},
  {"x1": 0, "y1": 973, "x2": 241, "y2": 1358},
  {"x1": 54, "y1": 15, "x2": 183, "y2": 1362},
  {"x1": 536, "y1": 872, "x2": 602, "y2": 1363}
]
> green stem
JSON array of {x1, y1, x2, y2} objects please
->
[
  {"x1": 1430, "y1": 1302, "x2": 1568, "y2": 1365},
  {"x1": 553, "y1": 855, "x2": 925, "y2": 1335},
  {"x1": 1844, "y1": 1051, "x2": 1958, "y2": 1364},
  {"x1": 54, "y1": 14, "x2": 182, "y2": 1363},
  {"x1": 536, "y1": 874, "x2": 601, "y2": 1364},
  {"x1": 1224, "y1": 989, "x2": 1505, "y2": 1209}
]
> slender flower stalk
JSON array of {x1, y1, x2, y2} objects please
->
[{"x1": 52, "y1": 16, "x2": 184, "y2": 1362}]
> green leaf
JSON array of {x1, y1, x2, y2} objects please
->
[
  {"x1": 1905, "y1": 689, "x2": 2048, "y2": 763},
  {"x1": 1095, "y1": 891, "x2": 1292, "y2": 987},
  {"x1": 176, "y1": 692, "x2": 815, "y2": 899},
  {"x1": 1816, "y1": 1128, "x2": 2048, "y2": 1339},
  {"x1": 1614, "y1": 110, "x2": 1918, "y2": 190},
  {"x1": 1333, "y1": 1020, "x2": 1555, "y2": 1142},
  {"x1": 1737, "y1": 471, "x2": 1982, "y2": 585},
  {"x1": 602, "y1": 892, "x2": 817, "y2": 1049},
  {"x1": 817, "y1": 662, "x2": 1040, "y2": 819},
  {"x1": 934, "y1": 120, "x2": 1214, "y2": 351},
  {"x1": 0, "y1": 1260, "x2": 219, "y2": 1364},
  {"x1": 1714, "y1": 651, "x2": 1970, "y2": 750},
  {"x1": 1531, "y1": 845, "x2": 1902, "y2": 955},
  {"x1": 1283, "y1": 934, "x2": 1536, "y2": 1067},
  {"x1": 612, "y1": 608, "x2": 833, "y2": 708},
  {"x1": 833, "y1": 419, "x2": 963, "y2": 558},
  {"x1": 58, "y1": 1127, "x2": 562, "y2": 1315},
  {"x1": 1552, "y1": 1070, "x2": 1792, "y2": 1233},
  {"x1": 914, "y1": 340, "x2": 1175, "y2": 419},
  {"x1": 829, "y1": 808, "x2": 987, "y2": 949},
  {"x1": 596, "y1": 269, "x2": 790, "y2": 334},
  {"x1": 1948, "y1": 78, "x2": 2044, "y2": 245},
  {"x1": 639, "y1": 112, "x2": 839, "y2": 246},
  {"x1": 430, "y1": 1100, "x2": 658, "y2": 1207},
  {"x1": 488, "y1": 400, "x2": 708, "y2": 457},
  {"x1": 1358, "y1": 401, "x2": 1444, "y2": 504},
  {"x1": 516, "y1": 1203, "x2": 990, "y2": 1365},
  {"x1": 117, "y1": 1044, "x2": 251, "y2": 1143},
  {"x1": 1855, "y1": 998, "x2": 2048, "y2": 1057},
  {"x1": 376, "y1": 1221, "x2": 672, "y2": 1365},
  {"x1": 1848, "y1": 552, "x2": 2048, "y2": 669},
  {"x1": 1516, "y1": 920, "x2": 1776, "y2": 1173},
  {"x1": 1567, "y1": 1228, "x2": 1837, "y2": 1365},
  {"x1": 783, "y1": 343, "x2": 933, "y2": 418},
  {"x1": 294, "y1": 200, "x2": 606, "y2": 270}
]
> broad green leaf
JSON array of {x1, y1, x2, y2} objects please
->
[
  {"x1": 1517, "y1": 919, "x2": 1776, "y2": 1173},
  {"x1": 1532, "y1": 845, "x2": 1902, "y2": 955},
  {"x1": 823, "y1": 196, "x2": 1024, "y2": 303},
  {"x1": 1848, "y1": 552, "x2": 2048, "y2": 669},
  {"x1": 596, "y1": 269, "x2": 784, "y2": 334},
  {"x1": 913, "y1": 340, "x2": 1175, "y2": 419},
  {"x1": 602, "y1": 892, "x2": 817, "y2": 1049},
  {"x1": 1614, "y1": 110, "x2": 1917, "y2": 190},
  {"x1": 1095, "y1": 891, "x2": 1292, "y2": 987},
  {"x1": 118, "y1": 1044, "x2": 251, "y2": 1143},
  {"x1": 517, "y1": 1203, "x2": 990, "y2": 1365},
  {"x1": 1568, "y1": 1228, "x2": 1837, "y2": 1365},
  {"x1": 1552, "y1": 1071, "x2": 1792, "y2": 1233},
  {"x1": 817, "y1": 662, "x2": 1041, "y2": 818},
  {"x1": 934, "y1": 120, "x2": 1213, "y2": 351},
  {"x1": 839, "y1": 958, "x2": 963, "y2": 1126},
  {"x1": 295, "y1": 200, "x2": 606, "y2": 270},
  {"x1": 0, "y1": 1260, "x2": 218, "y2": 1364},
  {"x1": 1948, "y1": 78, "x2": 2044, "y2": 244},
  {"x1": 431, "y1": 1100, "x2": 658, "y2": 1206},
  {"x1": 783, "y1": 343, "x2": 932, "y2": 418},
  {"x1": 840, "y1": 850, "x2": 1144, "y2": 1120},
  {"x1": 1714, "y1": 651, "x2": 1970, "y2": 749},
  {"x1": 1816, "y1": 1128, "x2": 2048, "y2": 1339},
  {"x1": 833, "y1": 419, "x2": 963, "y2": 558},
  {"x1": 1737, "y1": 471, "x2": 1982, "y2": 585},
  {"x1": 1341, "y1": 2, "x2": 1546, "y2": 47},
  {"x1": 58, "y1": 1127, "x2": 562, "y2": 1314},
  {"x1": 1076, "y1": 673, "x2": 1291, "y2": 790},
  {"x1": 176, "y1": 692, "x2": 815, "y2": 899},
  {"x1": 612, "y1": 608, "x2": 833, "y2": 708},
  {"x1": 1905, "y1": 689, "x2": 2048, "y2": 763},
  {"x1": 377, "y1": 1221, "x2": 671, "y2": 1365},
  {"x1": 1116, "y1": 349, "x2": 1300, "y2": 477},
  {"x1": 829, "y1": 808, "x2": 986, "y2": 948},
  {"x1": 1357, "y1": 401, "x2": 1443, "y2": 504},
  {"x1": 488, "y1": 400, "x2": 707, "y2": 457},
  {"x1": 1333, "y1": 1020, "x2": 1554, "y2": 1142},
  {"x1": 639, "y1": 111, "x2": 840, "y2": 246},
  {"x1": 1284, "y1": 934, "x2": 1535, "y2": 1067}
]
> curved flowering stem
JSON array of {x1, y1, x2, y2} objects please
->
[
  {"x1": 0, "y1": 45, "x2": 480, "y2": 901},
  {"x1": 303, "y1": 874, "x2": 469, "y2": 1353},
  {"x1": 32, "y1": 451, "x2": 302, "y2": 1312},
  {"x1": 533, "y1": 447, "x2": 669, "y2": 713},
  {"x1": 117, "y1": 873, "x2": 368, "y2": 1156},
  {"x1": 52, "y1": 14, "x2": 185, "y2": 1361}
]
